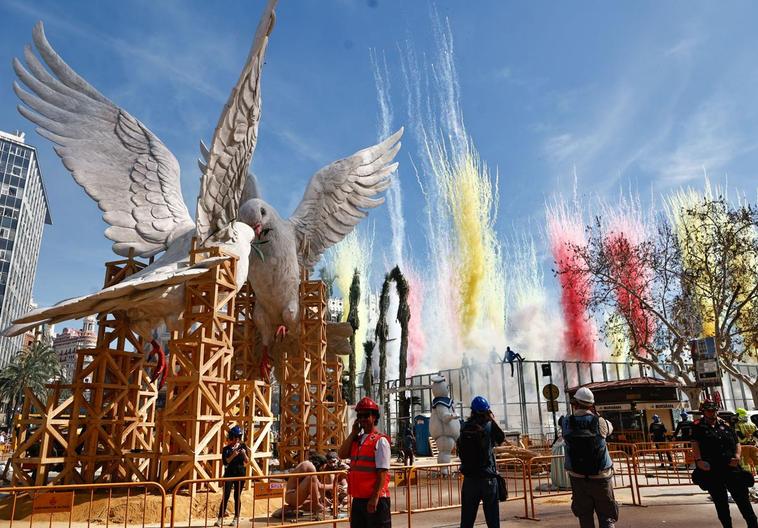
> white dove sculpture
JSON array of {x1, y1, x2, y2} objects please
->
[
  {"x1": 3, "y1": 0, "x2": 279, "y2": 386},
  {"x1": 238, "y1": 126, "x2": 403, "y2": 379}
]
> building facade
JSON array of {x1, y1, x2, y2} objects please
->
[
  {"x1": 53, "y1": 316, "x2": 97, "y2": 382},
  {"x1": 0, "y1": 130, "x2": 52, "y2": 366}
]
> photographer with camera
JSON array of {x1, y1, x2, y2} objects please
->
[
  {"x1": 215, "y1": 425, "x2": 250, "y2": 526},
  {"x1": 561, "y1": 386, "x2": 617, "y2": 528},
  {"x1": 457, "y1": 396, "x2": 506, "y2": 528}
]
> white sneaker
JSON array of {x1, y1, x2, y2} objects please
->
[
  {"x1": 214, "y1": 519, "x2": 223, "y2": 527},
  {"x1": 228, "y1": 518, "x2": 239, "y2": 526}
]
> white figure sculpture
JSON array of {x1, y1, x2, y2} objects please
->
[
  {"x1": 429, "y1": 374, "x2": 461, "y2": 469},
  {"x1": 3, "y1": 1, "x2": 279, "y2": 385}
]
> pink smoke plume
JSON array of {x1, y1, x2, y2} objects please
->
[
  {"x1": 605, "y1": 234, "x2": 654, "y2": 356},
  {"x1": 547, "y1": 201, "x2": 597, "y2": 361},
  {"x1": 604, "y1": 203, "x2": 655, "y2": 357},
  {"x1": 406, "y1": 268, "x2": 427, "y2": 375}
]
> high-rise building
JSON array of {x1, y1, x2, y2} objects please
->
[
  {"x1": 53, "y1": 316, "x2": 97, "y2": 382},
  {"x1": 0, "y1": 130, "x2": 52, "y2": 366}
]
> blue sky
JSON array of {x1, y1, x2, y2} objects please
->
[{"x1": 2, "y1": 0, "x2": 758, "y2": 327}]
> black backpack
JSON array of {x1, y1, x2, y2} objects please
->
[
  {"x1": 564, "y1": 415, "x2": 607, "y2": 476},
  {"x1": 458, "y1": 420, "x2": 489, "y2": 470}
]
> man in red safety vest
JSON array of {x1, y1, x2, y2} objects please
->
[{"x1": 338, "y1": 396, "x2": 391, "y2": 528}]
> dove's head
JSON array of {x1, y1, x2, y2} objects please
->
[{"x1": 239, "y1": 198, "x2": 275, "y2": 238}]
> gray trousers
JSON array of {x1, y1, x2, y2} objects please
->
[{"x1": 569, "y1": 475, "x2": 618, "y2": 528}]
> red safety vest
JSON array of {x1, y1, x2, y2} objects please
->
[{"x1": 349, "y1": 432, "x2": 390, "y2": 499}]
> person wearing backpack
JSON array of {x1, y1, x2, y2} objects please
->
[
  {"x1": 457, "y1": 396, "x2": 505, "y2": 528},
  {"x1": 561, "y1": 386, "x2": 618, "y2": 528}
]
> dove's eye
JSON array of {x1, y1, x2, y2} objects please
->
[{"x1": 261, "y1": 208, "x2": 267, "y2": 216}]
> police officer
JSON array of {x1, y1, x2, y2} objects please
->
[
  {"x1": 692, "y1": 399, "x2": 758, "y2": 528},
  {"x1": 674, "y1": 411, "x2": 694, "y2": 441}
]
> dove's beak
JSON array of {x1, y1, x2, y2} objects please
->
[{"x1": 253, "y1": 223, "x2": 263, "y2": 237}]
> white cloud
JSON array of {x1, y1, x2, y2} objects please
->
[{"x1": 642, "y1": 97, "x2": 747, "y2": 187}]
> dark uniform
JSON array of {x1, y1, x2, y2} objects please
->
[
  {"x1": 693, "y1": 417, "x2": 758, "y2": 528},
  {"x1": 649, "y1": 421, "x2": 673, "y2": 465},
  {"x1": 674, "y1": 419, "x2": 694, "y2": 441}
]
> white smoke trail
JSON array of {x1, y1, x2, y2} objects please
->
[{"x1": 370, "y1": 49, "x2": 405, "y2": 270}]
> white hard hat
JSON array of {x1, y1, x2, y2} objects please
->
[{"x1": 573, "y1": 387, "x2": 595, "y2": 405}]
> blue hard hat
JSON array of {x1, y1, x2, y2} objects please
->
[
  {"x1": 680, "y1": 410, "x2": 688, "y2": 419},
  {"x1": 471, "y1": 396, "x2": 490, "y2": 413},
  {"x1": 653, "y1": 414, "x2": 660, "y2": 422},
  {"x1": 229, "y1": 425, "x2": 243, "y2": 438}
]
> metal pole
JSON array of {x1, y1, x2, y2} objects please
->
[
  {"x1": 500, "y1": 362, "x2": 509, "y2": 430},
  {"x1": 534, "y1": 361, "x2": 545, "y2": 441},
  {"x1": 549, "y1": 362, "x2": 558, "y2": 437}
]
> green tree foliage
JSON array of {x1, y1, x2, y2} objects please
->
[
  {"x1": 362, "y1": 340, "x2": 375, "y2": 398},
  {"x1": 346, "y1": 269, "x2": 361, "y2": 404},
  {"x1": 389, "y1": 266, "x2": 411, "y2": 438},
  {"x1": 376, "y1": 275, "x2": 391, "y2": 430},
  {"x1": 0, "y1": 341, "x2": 63, "y2": 427}
]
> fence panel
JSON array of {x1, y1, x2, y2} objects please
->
[
  {"x1": 0, "y1": 481, "x2": 166, "y2": 528},
  {"x1": 170, "y1": 471, "x2": 348, "y2": 528},
  {"x1": 526, "y1": 450, "x2": 638, "y2": 519},
  {"x1": 633, "y1": 447, "x2": 695, "y2": 505}
]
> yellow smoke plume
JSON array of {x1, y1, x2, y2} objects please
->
[
  {"x1": 425, "y1": 138, "x2": 505, "y2": 343},
  {"x1": 666, "y1": 184, "x2": 719, "y2": 337},
  {"x1": 332, "y1": 229, "x2": 374, "y2": 368}
]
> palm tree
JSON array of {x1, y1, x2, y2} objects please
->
[
  {"x1": 346, "y1": 269, "x2": 361, "y2": 404},
  {"x1": 376, "y1": 274, "x2": 391, "y2": 432},
  {"x1": 0, "y1": 341, "x2": 63, "y2": 428},
  {"x1": 362, "y1": 340, "x2": 375, "y2": 398},
  {"x1": 389, "y1": 266, "x2": 411, "y2": 438}
]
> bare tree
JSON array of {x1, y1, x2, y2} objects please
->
[{"x1": 566, "y1": 197, "x2": 758, "y2": 407}]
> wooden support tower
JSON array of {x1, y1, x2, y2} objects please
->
[
  {"x1": 66, "y1": 254, "x2": 159, "y2": 483},
  {"x1": 278, "y1": 279, "x2": 345, "y2": 468},
  {"x1": 10, "y1": 385, "x2": 74, "y2": 486},
  {"x1": 232, "y1": 282, "x2": 258, "y2": 381},
  {"x1": 226, "y1": 282, "x2": 272, "y2": 477},
  {"x1": 159, "y1": 243, "x2": 237, "y2": 490}
]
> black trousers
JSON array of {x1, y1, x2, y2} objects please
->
[
  {"x1": 350, "y1": 497, "x2": 391, "y2": 528},
  {"x1": 219, "y1": 479, "x2": 243, "y2": 518},
  {"x1": 707, "y1": 471, "x2": 758, "y2": 528},
  {"x1": 460, "y1": 476, "x2": 499, "y2": 528}
]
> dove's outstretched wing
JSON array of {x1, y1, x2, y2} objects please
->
[
  {"x1": 195, "y1": 0, "x2": 277, "y2": 243},
  {"x1": 289, "y1": 128, "x2": 403, "y2": 270},
  {"x1": 13, "y1": 22, "x2": 194, "y2": 257}
]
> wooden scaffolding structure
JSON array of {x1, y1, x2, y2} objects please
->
[
  {"x1": 9, "y1": 252, "x2": 160, "y2": 485},
  {"x1": 278, "y1": 279, "x2": 346, "y2": 468},
  {"x1": 10, "y1": 244, "x2": 274, "y2": 488},
  {"x1": 158, "y1": 242, "x2": 238, "y2": 490},
  {"x1": 10, "y1": 385, "x2": 73, "y2": 486}
]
